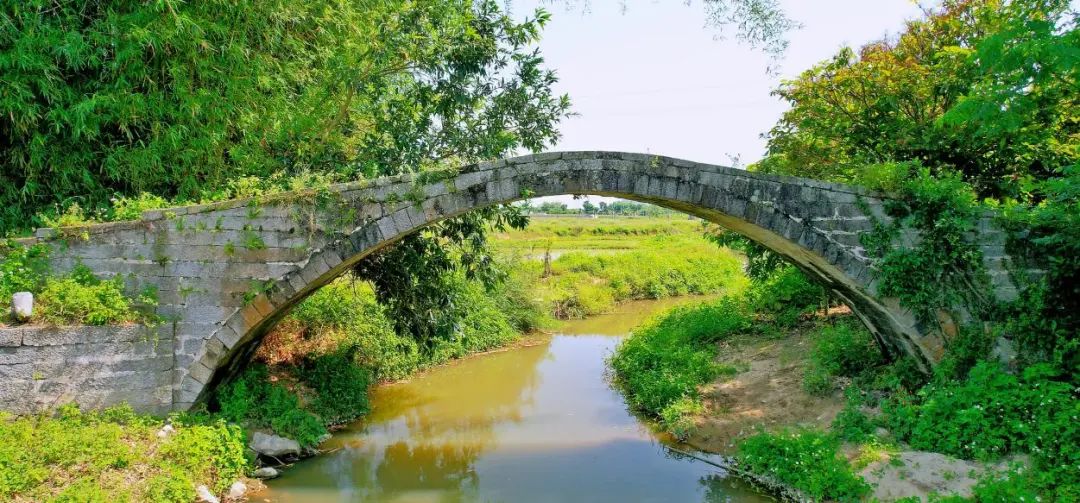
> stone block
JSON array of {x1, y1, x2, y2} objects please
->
[{"x1": 0, "y1": 328, "x2": 22, "y2": 347}]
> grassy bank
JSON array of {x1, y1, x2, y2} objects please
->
[
  {"x1": 609, "y1": 266, "x2": 824, "y2": 438},
  {"x1": 0, "y1": 405, "x2": 246, "y2": 502},
  {"x1": 610, "y1": 265, "x2": 1078, "y2": 501}
]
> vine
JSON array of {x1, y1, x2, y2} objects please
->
[{"x1": 858, "y1": 165, "x2": 992, "y2": 328}]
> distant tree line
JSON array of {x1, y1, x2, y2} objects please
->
[{"x1": 521, "y1": 200, "x2": 679, "y2": 216}]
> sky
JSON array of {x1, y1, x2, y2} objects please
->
[{"x1": 510, "y1": 0, "x2": 930, "y2": 207}]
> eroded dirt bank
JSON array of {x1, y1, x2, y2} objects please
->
[{"x1": 682, "y1": 312, "x2": 1018, "y2": 502}]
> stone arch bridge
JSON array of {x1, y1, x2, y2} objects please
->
[{"x1": 0, "y1": 152, "x2": 1017, "y2": 414}]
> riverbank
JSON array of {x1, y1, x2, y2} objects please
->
[{"x1": 610, "y1": 266, "x2": 1078, "y2": 501}]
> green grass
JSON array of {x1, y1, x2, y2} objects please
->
[
  {"x1": 609, "y1": 297, "x2": 751, "y2": 425},
  {"x1": 735, "y1": 428, "x2": 871, "y2": 501},
  {"x1": 491, "y1": 215, "x2": 707, "y2": 254},
  {"x1": 0, "y1": 404, "x2": 247, "y2": 502},
  {"x1": 502, "y1": 221, "x2": 749, "y2": 319}
]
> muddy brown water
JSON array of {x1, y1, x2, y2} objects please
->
[{"x1": 256, "y1": 297, "x2": 772, "y2": 502}]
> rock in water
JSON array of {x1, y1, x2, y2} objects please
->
[
  {"x1": 252, "y1": 467, "x2": 280, "y2": 479},
  {"x1": 195, "y1": 485, "x2": 220, "y2": 503},
  {"x1": 227, "y1": 481, "x2": 246, "y2": 499},
  {"x1": 249, "y1": 431, "x2": 302, "y2": 458}
]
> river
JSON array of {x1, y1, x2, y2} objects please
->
[{"x1": 256, "y1": 297, "x2": 771, "y2": 502}]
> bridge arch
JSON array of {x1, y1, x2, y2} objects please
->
[{"x1": 27, "y1": 151, "x2": 1016, "y2": 411}]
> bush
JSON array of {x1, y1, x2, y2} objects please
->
[
  {"x1": 802, "y1": 364, "x2": 836, "y2": 397},
  {"x1": 213, "y1": 365, "x2": 326, "y2": 447},
  {"x1": 610, "y1": 297, "x2": 750, "y2": 418},
  {"x1": 297, "y1": 347, "x2": 373, "y2": 425},
  {"x1": 749, "y1": 266, "x2": 823, "y2": 327},
  {"x1": 35, "y1": 274, "x2": 135, "y2": 325},
  {"x1": 0, "y1": 242, "x2": 50, "y2": 302},
  {"x1": 831, "y1": 396, "x2": 876, "y2": 443},
  {"x1": 882, "y1": 361, "x2": 1078, "y2": 499},
  {"x1": 0, "y1": 404, "x2": 247, "y2": 502},
  {"x1": 802, "y1": 319, "x2": 885, "y2": 395},
  {"x1": 735, "y1": 428, "x2": 871, "y2": 501}
]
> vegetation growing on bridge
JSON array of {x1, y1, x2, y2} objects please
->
[{"x1": 0, "y1": 243, "x2": 155, "y2": 326}]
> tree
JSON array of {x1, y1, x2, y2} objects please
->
[
  {"x1": 1, "y1": 0, "x2": 570, "y2": 349},
  {"x1": 582, "y1": 201, "x2": 598, "y2": 214},
  {"x1": 755, "y1": 0, "x2": 1077, "y2": 200},
  {"x1": 0, "y1": 0, "x2": 568, "y2": 232}
]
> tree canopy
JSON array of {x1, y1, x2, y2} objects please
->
[
  {"x1": 0, "y1": 0, "x2": 568, "y2": 232},
  {"x1": 1, "y1": 0, "x2": 570, "y2": 348},
  {"x1": 752, "y1": 0, "x2": 1078, "y2": 380},
  {"x1": 756, "y1": 0, "x2": 1077, "y2": 200}
]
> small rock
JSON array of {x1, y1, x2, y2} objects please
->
[
  {"x1": 250, "y1": 431, "x2": 301, "y2": 458},
  {"x1": 226, "y1": 481, "x2": 246, "y2": 500},
  {"x1": 11, "y1": 292, "x2": 32, "y2": 322},
  {"x1": 157, "y1": 423, "x2": 175, "y2": 438},
  {"x1": 252, "y1": 467, "x2": 280, "y2": 479},
  {"x1": 196, "y1": 485, "x2": 220, "y2": 503}
]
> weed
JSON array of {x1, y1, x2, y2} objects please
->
[{"x1": 735, "y1": 428, "x2": 871, "y2": 501}]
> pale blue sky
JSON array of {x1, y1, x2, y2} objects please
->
[{"x1": 511, "y1": 0, "x2": 930, "y2": 207}]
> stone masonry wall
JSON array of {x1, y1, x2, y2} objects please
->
[{"x1": 0, "y1": 324, "x2": 172, "y2": 415}]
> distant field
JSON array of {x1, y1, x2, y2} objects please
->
[
  {"x1": 491, "y1": 215, "x2": 708, "y2": 255},
  {"x1": 492, "y1": 215, "x2": 747, "y2": 319}
]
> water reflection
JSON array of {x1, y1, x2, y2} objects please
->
[{"x1": 258, "y1": 297, "x2": 768, "y2": 502}]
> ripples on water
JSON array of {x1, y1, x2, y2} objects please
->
[{"x1": 257, "y1": 297, "x2": 770, "y2": 502}]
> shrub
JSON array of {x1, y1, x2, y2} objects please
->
[
  {"x1": 213, "y1": 365, "x2": 327, "y2": 447},
  {"x1": 0, "y1": 404, "x2": 248, "y2": 502},
  {"x1": 297, "y1": 347, "x2": 373, "y2": 425},
  {"x1": 35, "y1": 274, "x2": 135, "y2": 325},
  {"x1": 749, "y1": 266, "x2": 823, "y2": 327},
  {"x1": 735, "y1": 428, "x2": 871, "y2": 501},
  {"x1": 802, "y1": 319, "x2": 884, "y2": 396},
  {"x1": 610, "y1": 297, "x2": 750, "y2": 418},
  {"x1": 831, "y1": 396, "x2": 876, "y2": 443},
  {"x1": 883, "y1": 361, "x2": 1078, "y2": 499},
  {"x1": 0, "y1": 242, "x2": 50, "y2": 301},
  {"x1": 111, "y1": 193, "x2": 170, "y2": 221}
]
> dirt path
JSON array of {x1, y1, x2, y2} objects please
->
[
  {"x1": 685, "y1": 326, "x2": 845, "y2": 455},
  {"x1": 683, "y1": 316, "x2": 1018, "y2": 501}
]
